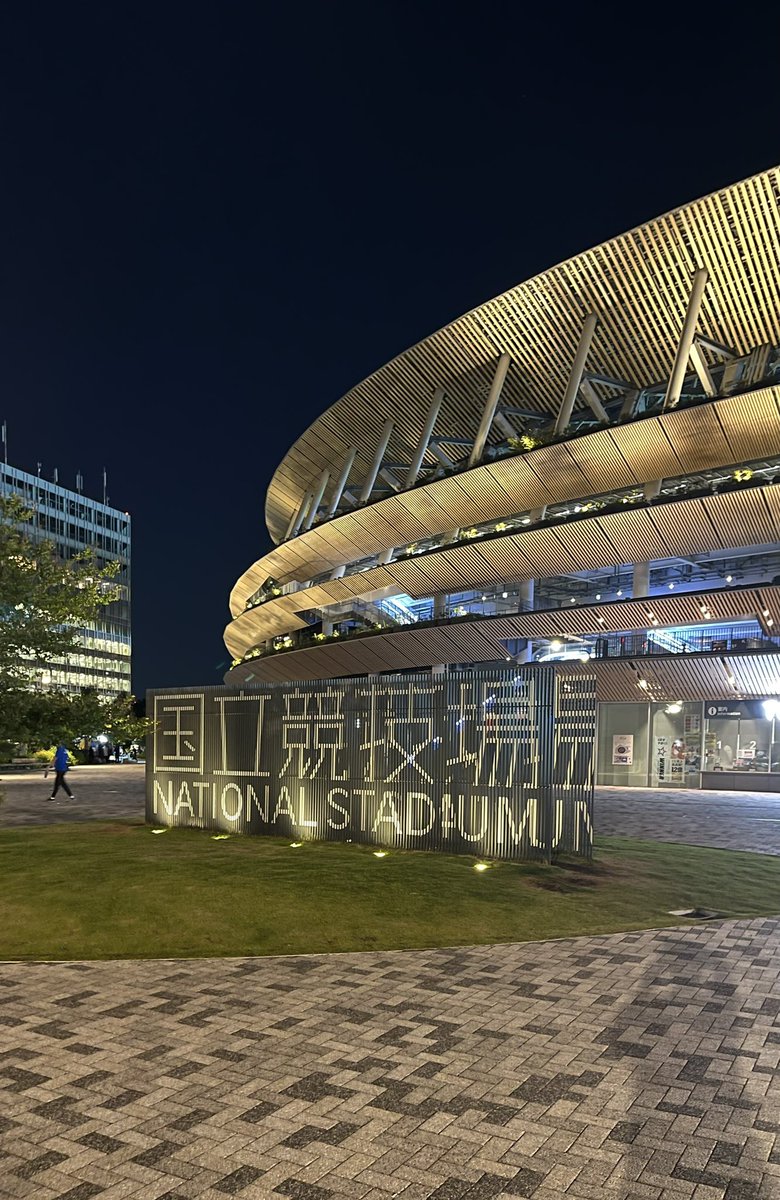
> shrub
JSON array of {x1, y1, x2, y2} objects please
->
[{"x1": 33, "y1": 747, "x2": 76, "y2": 765}]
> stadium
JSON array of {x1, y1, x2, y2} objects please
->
[{"x1": 224, "y1": 167, "x2": 780, "y2": 792}]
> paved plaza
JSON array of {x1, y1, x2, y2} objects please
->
[
  {"x1": 2, "y1": 767, "x2": 780, "y2": 855},
  {"x1": 1, "y1": 920, "x2": 780, "y2": 1199},
  {"x1": 595, "y1": 788, "x2": 780, "y2": 857},
  {"x1": 0, "y1": 765, "x2": 147, "y2": 828},
  {"x1": 2, "y1": 769, "x2": 780, "y2": 1198}
]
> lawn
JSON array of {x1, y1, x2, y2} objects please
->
[{"x1": 1, "y1": 822, "x2": 779, "y2": 960}]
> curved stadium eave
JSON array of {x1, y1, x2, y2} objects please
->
[
  {"x1": 226, "y1": 584, "x2": 780, "y2": 688},
  {"x1": 225, "y1": 165, "x2": 780, "y2": 689},
  {"x1": 262, "y1": 166, "x2": 780, "y2": 544},
  {"x1": 225, "y1": 480, "x2": 780, "y2": 662},
  {"x1": 230, "y1": 385, "x2": 780, "y2": 618}
]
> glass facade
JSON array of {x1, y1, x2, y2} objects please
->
[
  {"x1": 597, "y1": 700, "x2": 780, "y2": 789},
  {"x1": 703, "y1": 701, "x2": 780, "y2": 776},
  {"x1": 0, "y1": 464, "x2": 131, "y2": 697}
]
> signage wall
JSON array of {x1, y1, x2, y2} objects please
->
[{"x1": 146, "y1": 668, "x2": 596, "y2": 861}]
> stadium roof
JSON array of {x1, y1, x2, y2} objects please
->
[{"x1": 264, "y1": 165, "x2": 780, "y2": 543}]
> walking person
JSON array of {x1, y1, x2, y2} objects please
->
[{"x1": 48, "y1": 743, "x2": 75, "y2": 801}]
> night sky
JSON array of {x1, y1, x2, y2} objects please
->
[{"x1": 1, "y1": 5, "x2": 778, "y2": 695}]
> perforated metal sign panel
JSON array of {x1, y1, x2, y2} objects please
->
[{"x1": 147, "y1": 668, "x2": 595, "y2": 862}]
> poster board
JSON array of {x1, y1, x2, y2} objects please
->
[
  {"x1": 655, "y1": 734, "x2": 669, "y2": 782},
  {"x1": 611, "y1": 734, "x2": 634, "y2": 766}
]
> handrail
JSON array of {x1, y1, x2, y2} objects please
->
[
  {"x1": 232, "y1": 587, "x2": 779, "y2": 668},
  {"x1": 243, "y1": 460, "x2": 780, "y2": 613}
]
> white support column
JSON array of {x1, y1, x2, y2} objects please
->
[
  {"x1": 429, "y1": 441, "x2": 456, "y2": 469},
  {"x1": 330, "y1": 563, "x2": 346, "y2": 581},
  {"x1": 326, "y1": 447, "x2": 357, "y2": 517},
  {"x1": 469, "y1": 353, "x2": 511, "y2": 467},
  {"x1": 688, "y1": 340, "x2": 717, "y2": 397},
  {"x1": 520, "y1": 644, "x2": 534, "y2": 664},
  {"x1": 406, "y1": 388, "x2": 444, "y2": 487},
  {"x1": 519, "y1": 579, "x2": 534, "y2": 610},
  {"x1": 302, "y1": 469, "x2": 330, "y2": 531},
  {"x1": 632, "y1": 562, "x2": 650, "y2": 597},
  {"x1": 580, "y1": 378, "x2": 610, "y2": 424},
  {"x1": 359, "y1": 419, "x2": 393, "y2": 504},
  {"x1": 517, "y1": 580, "x2": 535, "y2": 662},
  {"x1": 643, "y1": 479, "x2": 661, "y2": 501},
  {"x1": 555, "y1": 313, "x2": 598, "y2": 435},
  {"x1": 619, "y1": 389, "x2": 640, "y2": 420},
  {"x1": 494, "y1": 411, "x2": 518, "y2": 439},
  {"x1": 289, "y1": 490, "x2": 314, "y2": 538},
  {"x1": 283, "y1": 502, "x2": 303, "y2": 541},
  {"x1": 662, "y1": 267, "x2": 709, "y2": 411}
]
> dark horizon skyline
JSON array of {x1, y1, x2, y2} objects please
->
[{"x1": 2, "y1": 3, "x2": 779, "y2": 695}]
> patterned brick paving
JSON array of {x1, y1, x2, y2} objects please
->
[
  {"x1": 596, "y1": 788, "x2": 780, "y2": 856},
  {"x1": 2, "y1": 919, "x2": 780, "y2": 1198}
]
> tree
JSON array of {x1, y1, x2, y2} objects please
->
[
  {"x1": 1, "y1": 689, "x2": 73, "y2": 748},
  {"x1": 0, "y1": 494, "x2": 119, "y2": 684},
  {"x1": 101, "y1": 692, "x2": 149, "y2": 746},
  {"x1": 66, "y1": 687, "x2": 148, "y2": 745},
  {"x1": 0, "y1": 494, "x2": 121, "y2": 745},
  {"x1": 0, "y1": 687, "x2": 149, "y2": 759},
  {"x1": 64, "y1": 688, "x2": 108, "y2": 744}
]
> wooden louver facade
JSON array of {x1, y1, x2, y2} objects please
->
[
  {"x1": 225, "y1": 166, "x2": 780, "y2": 692},
  {"x1": 264, "y1": 167, "x2": 780, "y2": 544}
]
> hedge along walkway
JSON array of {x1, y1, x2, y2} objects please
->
[{"x1": 1, "y1": 822, "x2": 779, "y2": 960}]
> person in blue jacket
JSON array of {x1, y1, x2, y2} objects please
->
[{"x1": 48, "y1": 743, "x2": 75, "y2": 801}]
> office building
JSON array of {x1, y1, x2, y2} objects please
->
[{"x1": 0, "y1": 462, "x2": 131, "y2": 696}]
